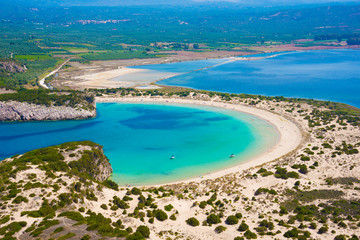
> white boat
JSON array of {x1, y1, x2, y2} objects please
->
[
  {"x1": 229, "y1": 154, "x2": 235, "y2": 158},
  {"x1": 170, "y1": 155, "x2": 175, "y2": 159}
]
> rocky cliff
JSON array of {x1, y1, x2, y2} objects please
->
[
  {"x1": 0, "y1": 100, "x2": 96, "y2": 121},
  {"x1": 65, "y1": 142, "x2": 113, "y2": 182}
]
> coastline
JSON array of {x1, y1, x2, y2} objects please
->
[
  {"x1": 73, "y1": 67, "x2": 145, "y2": 88},
  {"x1": 95, "y1": 96, "x2": 303, "y2": 186},
  {"x1": 57, "y1": 47, "x2": 360, "y2": 91},
  {"x1": 3, "y1": 92, "x2": 360, "y2": 240}
]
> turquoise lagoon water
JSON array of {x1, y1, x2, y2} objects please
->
[
  {"x1": 0, "y1": 103, "x2": 278, "y2": 185},
  {"x1": 111, "y1": 58, "x2": 229, "y2": 85},
  {"x1": 122, "y1": 49, "x2": 360, "y2": 108}
]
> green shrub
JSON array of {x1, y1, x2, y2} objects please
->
[
  {"x1": 199, "y1": 201, "x2": 207, "y2": 209},
  {"x1": 256, "y1": 168, "x2": 267, "y2": 174},
  {"x1": 238, "y1": 221, "x2": 249, "y2": 232},
  {"x1": 100, "y1": 204, "x2": 108, "y2": 210},
  {"x1": 0, "y1": 215, "x2": 10, "y2": 224},
  {"x1": 164, "y1": 204, "x2": 173, "y2": 211},
  {"x1": 31, "y1": 220, "x2": 59, "y2": 237},
  {"x1": 254, "y1": 188, "x2": 277, "y2": 196},
  {"x1": 259, "y1": 220, "x2": 274, "y2": 230},
  {"x1": 207, "y1": 214, "x2": 221, "y2": 224},
  {"x1": 215, "y1": 225, "x2": 227, "y2": 233},
  {"x1": 131, "y1": 187, "x2": 142, "y2": 195},
  {"x1": 155, "y1": 209, "x2": 168, "y2": 221},
  {"x1": 284, "y1": 228, "x2": 299, "y2": 238},
  {"x1": 58, "y1": 211, "x2": 85, "y2": 222},
  {"x1": 334, "y1": 235, "x2": 347, "y2": 240},
  {"x1": 186, "y1": 217, "x2": 200, "y2": 227},
  {"x1": 287, "y1": 171, "x2": 300, "y2": 179},
  {"x1": 135, "y1": 225, "x2": 150, "y2": 238},
  {"x1": 58, "y1": 232, "x2": 76, "y2": 240},
  {"x1": 13, "y1": 195, "x2": 29, "y2": 204},
  {"x1": 225, "y1": 215, "x2": 239, "y2": 225},
  {"x1": 301, "y1": 156, "x2": 310, "y2": 161},
  {"x1": 113, "y1": 196, "x2": 130, "y2": 209},
  {"x1": 22, "y1": 199, "x2": 55, "y2": 218},
  {"x1": 244, "y1": 230, "x2": 257, "y2": 239},
  {"x1": 338, "y1": 221, "x2": 347, "y2": 228},
  {"x1": 54, "y1": 227, "x2": 64, "y2": 233},
  {"x1": 322, "y1": 143, "x2": 332, "y2": 149},
  {"x1": 280, "y1": 206, "x2": 288, "y2": 214},
  {"x1": 103, "y1": 179, "x2": 119, "y2": 191},
  {"x1": 309, "y1": 222, "x2": 317, "y2": 229},
  {"x1": 209, "y1": 193, "x2": 217, "y2": 202},
  {"x1": 81, "y1": 235, "x2": 91, "y2": 240},
  {"x1": 0, "y1": 221, "x2": 27, "y2": 238},
  {"x1": 299, "y1": 165, "x2": 308, "y2": 174},
  {"x1": 318, "y1": 225, "x2": 328, "y2": 234}
]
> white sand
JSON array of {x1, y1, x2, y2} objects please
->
[
  {"x1": 75, "y1": 67, "x2": 143, "y2": 81},
  {"x1": 95, "y1": 96, "x2": 303, "y2": 185},
  {"x1": 74, "y1": 67, "x2": 145, "y2": 88}
]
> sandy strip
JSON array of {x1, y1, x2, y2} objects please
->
[
  {"x1": 95, "y1": 97, "x2": 303, "y2": 185},
  {"x1": 74, "y1": 67, "x2": 145, "y2": 87},
  {"x1": 74, "y1": 67, "x2": 144, "y2": 81}
]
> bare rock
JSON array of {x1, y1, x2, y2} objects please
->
[{"x1": 0, "y1": 101, "x2": 96, "y2": 121}]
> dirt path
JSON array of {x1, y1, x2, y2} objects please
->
[{"x1": 39, "y1": 57, "x2": 74, "y2": 89}]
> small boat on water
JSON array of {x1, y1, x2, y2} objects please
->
[
  {"x1": 170, "y1": 155, "x2": 175, "y2": 159},
  {"x1": 229, "y1": 154, "x2": 235, "y2": 158}
]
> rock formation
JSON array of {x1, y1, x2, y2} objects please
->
[{"x1": 0, "y1": 101, "x2": 96, "y2": 121}]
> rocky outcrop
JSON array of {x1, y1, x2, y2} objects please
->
[
  {"x1": 0, "y1": 61, "x2": 26, "y2": 73},
  {"x1": 95, "y1": 156, "x2": 113, "y2": 182},
  {"x1": 0, "y1": 101, "x2": 96, "y2": 121},
  {"x1": 85, "y1": 144, "x2": 113, "y2": 182},
  {"x1": 65, "y1": 142, "x2": 113, "y2": 182}
]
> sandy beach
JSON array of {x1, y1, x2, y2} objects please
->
[
  {"x1": 73, "y1": 67, "x2": 145, "y2": 88},
  {"x1": 95, "y1": 96, "x2": 303, "y2": 185}
]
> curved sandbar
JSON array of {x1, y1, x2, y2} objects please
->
[{"x1": 96, "y1": 96, "x2": 303, "y2": 185}]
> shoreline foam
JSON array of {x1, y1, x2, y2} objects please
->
[{"x1": 95, "y1": 96, "x2": 303, "y2": 186}]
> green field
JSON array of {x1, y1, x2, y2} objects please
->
[
  {"x1": 15, "y1": 54, "x2": 53, "y2": 60},
  {"x1": 0, "y1": 4, "x2": 359, "y2": 89},
  {"x1": 80, "y1": 51, "x2": 166, "y2": 61},
  {"x1": 62, "y1": 47, "x2": 90, "y2": 53}
]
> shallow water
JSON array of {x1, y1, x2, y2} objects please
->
[
  {"x1": 124, "y1": 49, "x2": 360, "y2": 107},
  {"x1": 111, "y1": 58, "x2": 229, "y2": 86},
  {"x1": 0, "y1": 103, "x2": 278, "y2": 185}
]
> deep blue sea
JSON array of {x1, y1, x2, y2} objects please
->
[
  {"x1": 157, "y1": 49, "x2": 360, "y2": 108},
  {"x1": 0, "y1": 103, "x2": 277, "y2": 185}
]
